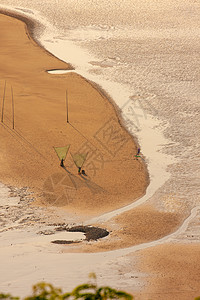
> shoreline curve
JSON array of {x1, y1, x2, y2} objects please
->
[{"x1": 0, "y1": 11, "x2": 149, "y2": 220}]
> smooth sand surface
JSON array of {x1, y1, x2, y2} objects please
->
[
  {"x1": 131, "y1": 243, "x2": 200, "y2": 299},
  {"x1": 0, "y1": 12, "x2": 148, "y2": 217}
]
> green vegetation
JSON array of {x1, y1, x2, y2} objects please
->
[
  {"x1": 0, "y1": 279, "x2": 133, "y2": 300},
  {"x1": 1, "y1": 278, "x2": 200, "y2": 300}
]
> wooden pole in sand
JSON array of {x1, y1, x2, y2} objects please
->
[
  {"x1": 1, "y1": 80, "x2": 6, "y2": 123},
  {"x1": 11, "y1": 85, "x2": 14, "y2": 129},
  {"x1": 66, "y1": 89, "x2": 69, "y2": 123}
]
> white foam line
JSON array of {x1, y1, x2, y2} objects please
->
[{"x1": 0, "y1": 4, "x2": 55, "y2": 33}]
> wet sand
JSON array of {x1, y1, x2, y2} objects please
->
[
  {"x1": 131, "y1": 243, "x2": 200, "y2": 299},
  {"x1": 63, "y1": 204, "x2": 183, "y2": 252},
  {"x1": 0, "y1": 12, "x2": 148, "y2": 217}
]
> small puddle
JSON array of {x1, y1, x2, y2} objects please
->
[{"x1": 47, "y1": 69, "x2": 75, "y2": 74}]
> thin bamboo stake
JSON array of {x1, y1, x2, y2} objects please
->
[
  {"x1": 66, "y1": 89, "x2": 69, "y2": 123},
  {"x1": 11, "y1": 85, "x2": 14, "y2": 129},
  {"x1": 1, "y1": 80, "x2": 6, "y2": 123}
]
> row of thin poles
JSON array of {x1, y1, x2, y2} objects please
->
[
  {"x1": 1, "y1": 82, "x2": 67, "y2": 130},
  {"x1": 1, "y1": 84, "x2": 67, "y2": 129},
  {"x1": 1, "y1": 81, "x2": 15, "y2": 129},
  {"x1": 66, "y1": 89, "x2": 69, "y2": 123}
]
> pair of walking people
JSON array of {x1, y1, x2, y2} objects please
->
[
  {"x1": 60, "y1": 158, "x2": 86, "y2": 175},
  {"x1": 54, "y1": 146, "x2": 87, "y2": 175}
]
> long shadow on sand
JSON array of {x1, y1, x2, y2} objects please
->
[{"x1": 63, "y1": 166, "x2": 105, "y2": 195}]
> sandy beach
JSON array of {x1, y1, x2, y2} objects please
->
[
  {"x1": 0, "y1": 12, "x2": 148, "y2": 217},
  {"x1": 0, "y1": 11, "x2": 185, "y2": 252},
  {"x1": 131, "y1": 243, "x2": 200, "y2": 299},
  {"x1": 0, "y1": 3, "x2": 200, "y2": 299}
]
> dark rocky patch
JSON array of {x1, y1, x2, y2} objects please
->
[
  {"x1": 55, "y1": 225, "x2": 109, "y2": 241},
  {"x1": 51, "y1": 240, "x2": 81, "y2": 244},
  {"x1": 66, "y1": 225, "x2": 109, "y2": 241}
]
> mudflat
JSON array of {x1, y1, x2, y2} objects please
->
[{"x1": 0, "y1": 12, "x2": 148, "y2": 217}]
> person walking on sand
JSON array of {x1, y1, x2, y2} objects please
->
[
  {"x1": 60, "y1": 158, "x2": 64, "y2": 167},
  {"x1": 78, "y1": 167, "x2": 81, "y2": 175},
  {"x1": 134, "y1": 148, "x2": 141, "y2": 160},
  {"x1": 54, "y1": 145, "x2": 70, "y2": 168}
]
